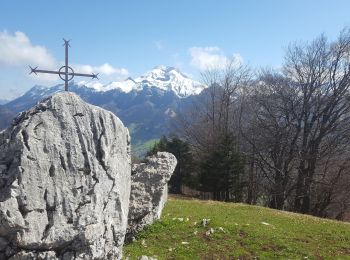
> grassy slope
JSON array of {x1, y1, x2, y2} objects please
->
[
  {"x1": 124, "y1": 196, "x2": 350, "y2": 260},
  {"x1": 132, "y1": 138, "x2": 159, "y2": 156}
]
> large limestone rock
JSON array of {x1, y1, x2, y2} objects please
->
[
  {"x1": 0, "y1": 92, "x2": 131, "y2": 259},
  {"x1": 126, "y1": 152, "x2": 177, "y2": 241}
]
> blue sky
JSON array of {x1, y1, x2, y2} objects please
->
[{"x1": 0, "y1": 0, "x2": 349, "y2": 99}]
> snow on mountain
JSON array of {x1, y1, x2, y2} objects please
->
[
  {"x1": 134, "y1": 66, "x2": 206, "y2": 97},
  {"x1": 78, "y1": 66, "x2": 206, "y2": 98},
  {"x1": 22, "y1": 85, "x2": 62, "y2": 98}
]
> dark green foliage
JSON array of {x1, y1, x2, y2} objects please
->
[
  {"x1": 147, "y1": 136, "x2": 195, "y2": 193},
  {"x1": 148, "y1": 134, "x2": 246, "y2": 200},
  {"x1": 199, "y1": 134, "x2": 245, "y2": 201},
  {"x1": 147, "y1": 136, "x2": 168, "y2": 157}
]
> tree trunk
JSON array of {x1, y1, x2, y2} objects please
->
[
  {"x1": 246, "y1": 157, "x2": 255, "y2": 204},
  {"x1": 269, "y1": 171, "x2": 286, "y2": 209}
]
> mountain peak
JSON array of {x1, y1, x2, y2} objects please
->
[
  {"x1": 148, "y1": 66, "x2": 191, "y2": 79},
  {"x1": 22, "y1": 66, "x2": 206, "y2": 98},
  {"x1": 131, "y1": 66, "x2": 205, "y2": 97},
  {"x1": 152, "y1": 65, "x2": 175, "y2": 71},
  {"x1": 79, "y1": 66, "x2": 206, "y2": 98},
  {"x1": 141, "y1": 66, "x2": 178, "y2": 79}
]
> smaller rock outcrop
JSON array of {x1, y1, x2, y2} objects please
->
[{"x1": 126, "y1": 152, "x2": 177, "y2": 241}]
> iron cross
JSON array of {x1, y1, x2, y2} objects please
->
[{"x1": 29, "y1": 39, "x2": 98, "y2": 91}]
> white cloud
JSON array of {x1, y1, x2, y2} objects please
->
[
  {"x1": 0, "y1": 30, "x2": 128, "y2": 82},
  {"x1": 154, "y1": 40, "x2": 164, "y2": 50},
  {"x1": 32, "y1": 63, "x2": 129, "y2": 83},
  {"x1": 34, "y1": 63, "x2": 129, "y2": 83},
  {"x1": 0, "y1": 31, "x2": 56, "y2": 68},
  {"x1": 75, "y1": 63, "x2": 129, "y2": 78},
  {"x1": 29, "y1": 72, "x2": 59, "y2": 82},
  {"x1": 172, "y1": 53, "x2": 184, "y2": 70},
  {"x1": 189, "y1": 46, "x2": 242, "y2": 70}
]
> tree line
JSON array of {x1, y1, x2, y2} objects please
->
[{"x1": 148, "y1": 28, "x2": 350, "y2": 221}]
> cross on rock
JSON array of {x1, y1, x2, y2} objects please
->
[{"x1": 29, "y1": 39, "x2": 98, "y2": 91}]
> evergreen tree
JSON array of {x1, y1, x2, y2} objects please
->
[
  {"x1": 147, "y1": 136, "x2": 195, "y2": 193},
  {"x1": 199, "y1": 134, "x2": 245, "y2": 202}
]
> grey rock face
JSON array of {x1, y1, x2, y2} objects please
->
[
  {"x1": 0, "y1": 92, "x2": 131, "y2": 259},
  {"x1": 126, "y1": 152, "x2": 177, "y2": 241}
]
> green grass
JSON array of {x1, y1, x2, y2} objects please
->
[{"x1": 124, "y1": 196, "x2": 350, "y2": 260}]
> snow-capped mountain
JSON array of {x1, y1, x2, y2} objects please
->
[
  {"x1": 79, "y1": 66, "x2": 206, "y2": 98},
  {"x1": 1, "y1": 66, "x2": 206, "y2": 155}
]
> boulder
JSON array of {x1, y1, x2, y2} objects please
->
[
  {"x1": 126, "y1": 152, "x2": 177, "y2": 241},
  {"x1": 0, "y1": 92, "x2": 131, "y2": 259}
]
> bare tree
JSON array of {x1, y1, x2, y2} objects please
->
[
  {"x1": 176, "y1": 60, "x2": 252, "y2": 200},
  {"x1": 284, "y1": 29, "x2": 350, "y2": 213},
  {"x1": 174, "y1": 28, "x2": 350, "y2": 219},
  {"x1": 240, "y1": 71, "x2": 301, "y2": 209},
  {"x1": 178, "y1": 60, "x2": 251, "y2": 156}
]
